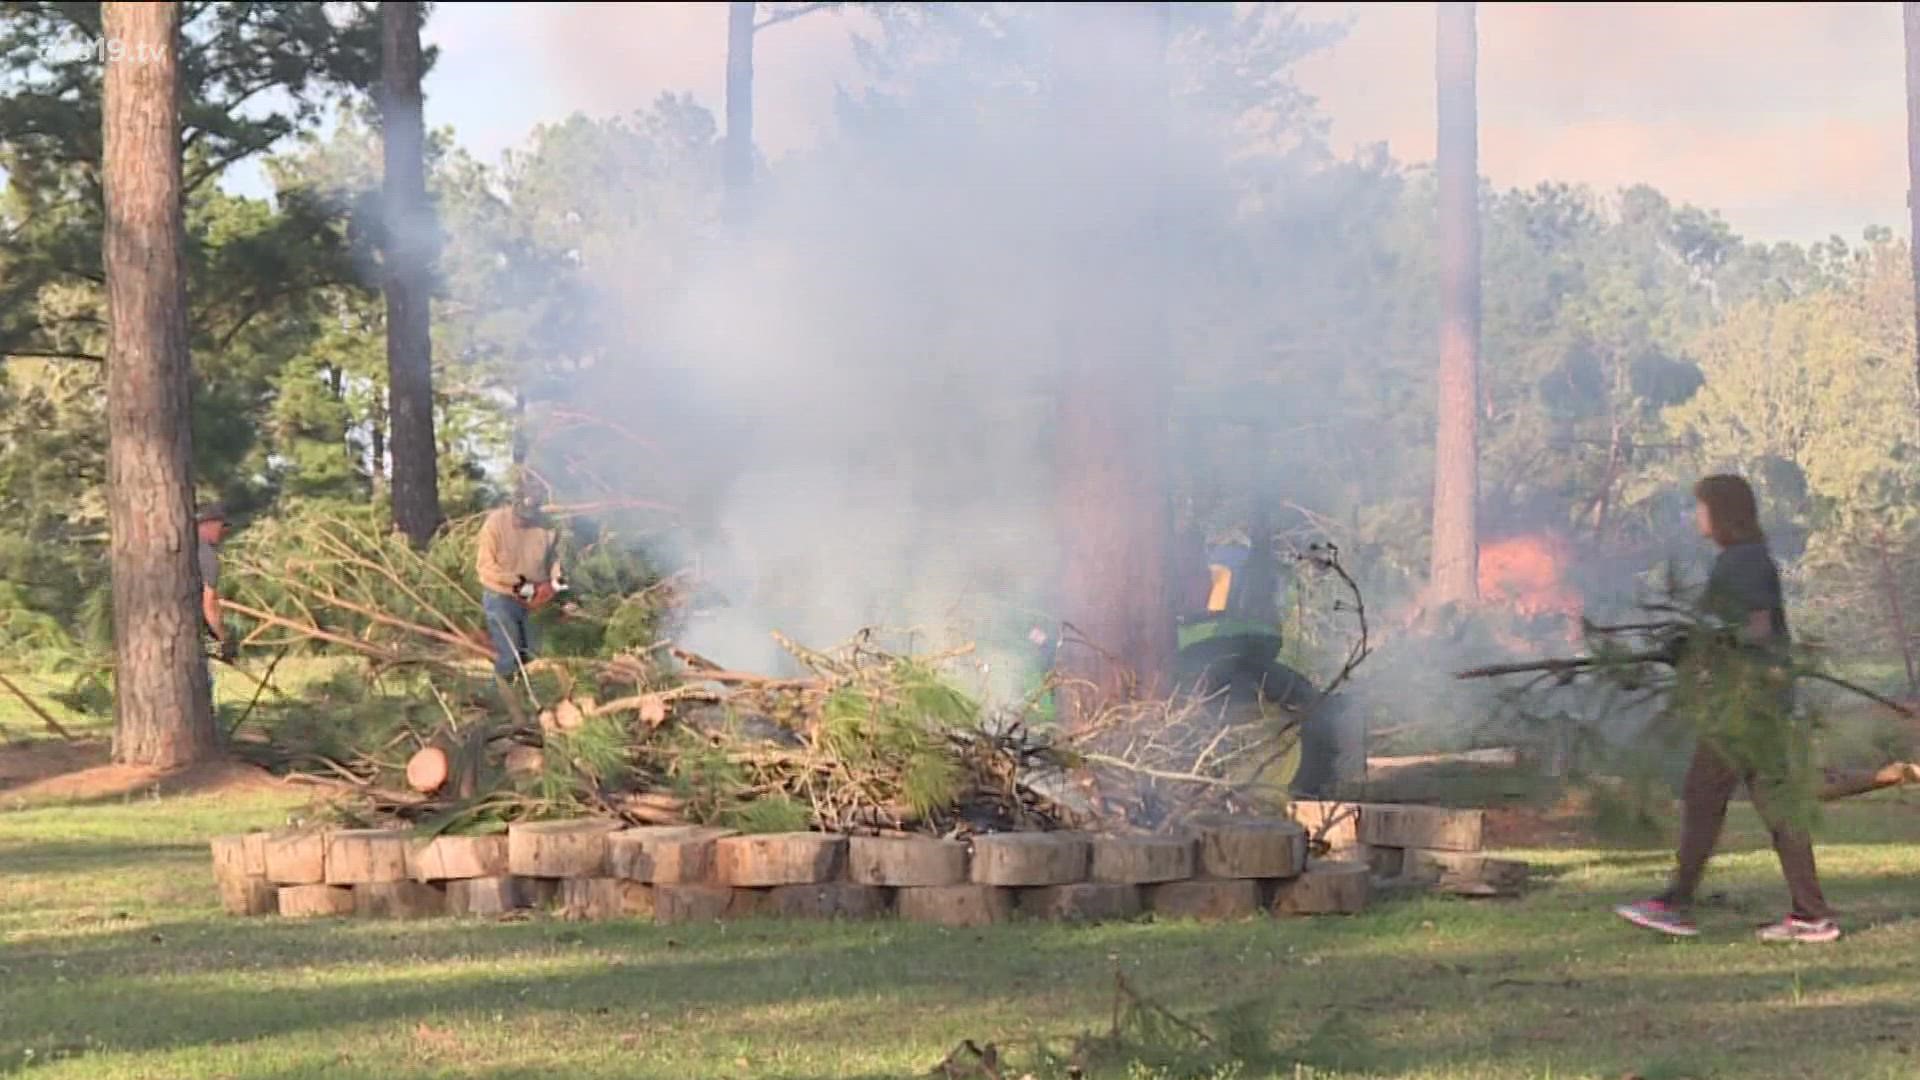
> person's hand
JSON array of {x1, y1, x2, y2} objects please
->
[{"x1": 530, "y1": 582, "x2": 557, "y2": 609}]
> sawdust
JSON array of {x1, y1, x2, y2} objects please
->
[{"x1": 0, "y1": 737, "x2": 284, "y2": 805}]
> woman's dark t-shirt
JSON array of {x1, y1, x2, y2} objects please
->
[{"x1": 1705, "y1": 541, "x2": 1789, "y2": 651}]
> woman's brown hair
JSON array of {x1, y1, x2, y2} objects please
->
[{"x1": 1694, "y1": 474, "x2": 1766, "y2": 547}]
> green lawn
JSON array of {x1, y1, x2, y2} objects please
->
[{"x1": 4, "y1": 782, "x2": 1920, "y2": 1080}]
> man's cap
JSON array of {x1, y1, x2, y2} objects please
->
[{"x1": 195, "y1": 502, "x2": 228, "y2": 523}]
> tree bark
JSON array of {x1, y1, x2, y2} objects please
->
[
  {"x1": 724, "y1": 2, "x2": 756, "y2": 225},
  {"x1": 382, "y1": 0, "x2": 441, "y2": 547},
  {"x1": 1430, "y1": 1, "x2": 1481, "y2": 605},
  {"x1": 102, "y1": 3, "x2": 215, "y2": 768},
  {"x1": 1906, "y1": 3, "x2": 1920, "y2": 422},
  {"x1": 1050, "y1": 3, "x2": 1177, "y2": 727}
]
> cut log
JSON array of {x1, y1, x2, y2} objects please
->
[
  {"x1": 508, "y1": 819, "x2": 620, "y2": 878},
  {"x1": 216, "y1": 875, "x2": 279, "y2": 916},
  {"x1": 504, "y1": 746, "x2": 544, "y2": 778},
  {"x1": 278, "y1": 883, "x2": 355, "y2": 918},
  {"x1": 847, "y1": 835, "x2": 970, "y2": 886},
  {"x1": 1400, "y1": 850, "x2": 1530, "y2": 897},
  {"x1": 1331, "y1": 844, "x2": 1403, "y2": 879},
  {"x1": 1357, "y1": 804, "x2": 1484, "y2": 852},
  {"x1": 355, "y1": 881, "x2": 447, "y2": 919},
  {"x1": 210, "y1": 833, "x2": 271, "y2": 879},
  {"x1": 326, "y1": 830, "x2": 411, "y2": 884},
  {"x1": 559, "y1": 878, "x2": 655, "y2": 921},
  {"x1": 552, "y1": 698, "x2": 586, "y2": 732},
  {"x1": 446, "y1": 876, "x2": 537, "y2": 917},
  {"x1": 409, "y1": 834, "x2": 509, "y2": 881},
  {"x1": 1270, "y1": 859, "x2": 1371, "y2": 915},
  {"x1": 1820, "y1": 763, "x2": 1920, "y2": 801},
  {"x1": 1088, "y1": 834, "x2": 1194, "y2": 884},
  {"x1": 609, "y1": 826, "x2": 735, "y2": 884},
  {"x1": 969, "y1": 832, "x2": 1090, "y2": 886},
  {"x1": 263, "y1": 831, "x2": 329, "y2": 885},
  {"x1": 896, "y1": 884, "x2": 1015, "y2": 928},
  {"x1": 654, "y1": 884, "x2": 765, "y2": 924},
  {"x1": 1194, "y1": 817, "x2": 1306, "y2": 879},
  {"x1": 1144, "y1": 879, "x2": 1262, "y2": 922},
  {"x1": 765, "y1": 883, "x2": 893, "y2": 920},
  {"x1": 1368, "y1": 747, "x2": 1520, "y2": 770},
  {"x1": 715, "y1": 832, "x2": 846, "y2": 886},
  {"x1": 1286, "y1": 800, "x2": 1360, "y2": 849},
  {"x1": 524, "y1": 877, "x2": 563, "y2": 910},
  {"x1": 1016, "y1": 883, "x2": 1142, "y2": 923},
  {"x1": 406, "y1": 747, "x2": 450, "y2": 793}
]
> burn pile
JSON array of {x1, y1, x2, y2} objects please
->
[{"x1": 223, "y1": 508, "x2": 1376, "y2": 842}]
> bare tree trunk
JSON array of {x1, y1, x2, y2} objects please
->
[
  {"x1": 725, "y1": 2, "x2": 756, "y2": 225},
  {"x1": 1430, "y1": 1, "x2": 1481, "y2": 605},
  {"x1": 1051, "y1": 2, "x2": 1176, "y2": 727},
  {"x1": 1906, "y1": 3, "x2": 1920, "y2": 420},
  {"x1": 102, "y1": 3, "x2": 215, "y2": 768},
  {"x1": 382, "y1": 0, "x2": 441, "y2": 547}
]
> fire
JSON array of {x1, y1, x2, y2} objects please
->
[{"x1": 1478, "y1": 533, "x2": 1583, "y2": 643}]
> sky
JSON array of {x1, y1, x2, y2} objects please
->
[{"x1": 390, "y1": 1, "x2": 1907, "y2": 246}]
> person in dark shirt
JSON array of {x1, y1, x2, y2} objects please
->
[{"x1": 1615, "y1": 475, "x2": 1839, "y2": 943}]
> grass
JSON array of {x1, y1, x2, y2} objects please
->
[{"x1": 5, "y1": 780, "x2": 1920, "y2": 1080}]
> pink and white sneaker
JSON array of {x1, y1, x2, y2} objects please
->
[{"x1": 1756, "y1": 916, "x2": 1841, "y2": 944}]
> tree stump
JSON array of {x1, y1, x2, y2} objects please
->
[
  {"x1": 608, "y1": 826, "x2": 735, "y2": 884},
  {"x1": 1016, "y1": 883, "x2": 1142, "y2": 923},
  {"x1": 896, "y1": 885, "x2": 1014, "y2": 928},
  {"x1": 1270, "y1": 859, "x2": 1371, "y2": 915},
  {"x1": 263, "y1": 831, "x2": 329, "y2": 885},
  {"x1": 326, "y1": 830, "x2": 411, "y2": 884},
  {"x1": 1144, "y1": 879, "x2": 1261, "y2": 922},
  {"x1": 409, "y1": 834, "x2": 509, "y2": 881},
  {"x1": 446, "y1": 876, "x2": 536, "y2": 917},
  {"x1": 1357, "y1": 804, "x2": 1484, "y2": 852},
  {"x1": 764, "y1": 883, "x2": 893, "y2": 920},
  {"x1": 1194, "y1": 817, "x2": 1306, "y2": 879},
  {"x1": 715, "y1": 833, "x2": 846, "y2": 886},
  {"x1": 969, "y1": 832, "x2": 1089, "y2": 886},
  {"x1": 847, "y1": 836, "x2": 969, "y2": 886},
  {"x1": 559, "y1": 878, "x2": 655, "y2": 921},
  {"x1": 508, "y1": 819, "x2": 619, "y2": 878},
  {"x1": 1088, "y1": 834, "x2": 1193, "y2": 884},
  {"x1": 406, "y1": 747, "x2": 449, "y2": 793},
  {"x1": 278, "y1": 884, "x2": 354, "y2": 918},
  {"x1": 355, "y1": 881, "x2": 446, "y2": 919},
  {"x1": 1400, "y1": 850, "x2": 1529, "y2": 896}
]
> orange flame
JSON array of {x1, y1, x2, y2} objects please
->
[{"x1": 1479, "y1": 533, "x2": 1583, "y2": 645}]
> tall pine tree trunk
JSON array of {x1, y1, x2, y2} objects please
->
[
  {"x1": 1051, "y1": 2, "x2": 1176, "y2": 727},
  {"x1": 1906, "y1": 3, "x2": 1920, "y2": 419},
  {"x1": 102, "y1": 3, "x2": 214, "y2": 768},
  {"x1": 1430, "y1": 1, "x2": 1481, "y2": 605},
  {"x1": 382, "y1": 0, "x2": 440, "y2": 547},
  {"x1": 724, "y1": 2, "x2": 755, "y2": 225}
]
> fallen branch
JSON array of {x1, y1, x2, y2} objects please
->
[
  {"x1": 0, "y1": 671, "x2": 76, "y2": 741},
  {"x1": 1820, "y1": 763, "x2": 1920, "y2": 801}
]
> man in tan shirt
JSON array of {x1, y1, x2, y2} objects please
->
[{"x1": 477, "y1": 478, "x2": 564, "y2": 681}]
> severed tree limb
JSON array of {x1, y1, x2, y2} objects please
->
[
  {"x1": 1820, "y1": 763, "x2": 1920, "y2": 801},
  {"x1": 0, "y1": 671, "x2": 76, "y2": 741}
]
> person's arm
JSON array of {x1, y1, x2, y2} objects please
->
[
  {"x1": 202, "y1": 586, "x2": 224, "y2": 641},
  {"x1": 474, "y1": 513, "x2": 517, "y2": 596}
]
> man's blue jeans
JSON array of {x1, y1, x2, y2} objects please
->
[{"x1": 484, "y1": 590, "x2": 533, "y2": 679}]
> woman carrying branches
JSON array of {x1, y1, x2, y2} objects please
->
[{"x1": 1615, "y1": 475, "x2": 1839, "y2": 943}]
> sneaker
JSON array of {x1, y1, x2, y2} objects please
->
[
  {"x1": 1614, "y1": 898, "x2": 1699, "y2": 937},
  {"x1": 1756, "y1": 916, "x2": 1841, "y2": 944}
]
